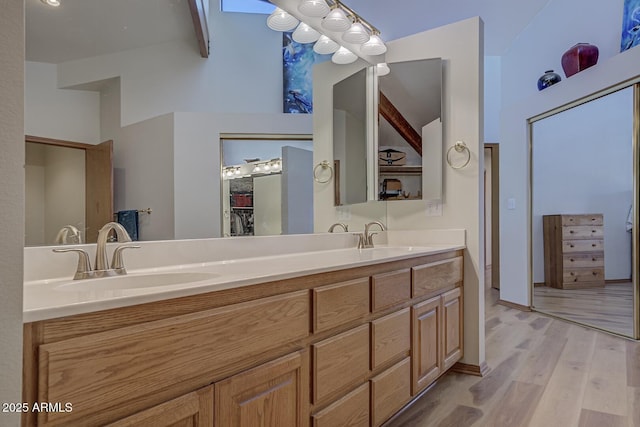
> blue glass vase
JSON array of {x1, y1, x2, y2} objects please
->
[{"x1": 537, "y1": 70, "x2": 562, "y2": 91}]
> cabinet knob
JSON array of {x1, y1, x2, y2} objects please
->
[
  {"x1": 570, "y1": 230, "x2": 575, "y2": 234},
  {"x1": 570, "y1": 244, "x2": 575, "y2": 248},
  {"x1": 570, "y1": 258, "x2": 575, "y2": 262},
  {"x1": 592, "y1": 244, "x2": 596, "y2": 247},
  {"x1": 592, "y1": 271, "x2": 597, "y2": 276},
  {"x1": 570, "y1": 272, "x2": 575, "y2": 276},
  {"x1": 592, "y1": 258, "x2": 596, "y2": 261},
  {"x1": 592, "y1": 230, "x2": 596, "y2": 233}
]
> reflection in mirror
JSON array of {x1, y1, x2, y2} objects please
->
[
  {"x1": 221, "y1": 136, "x2": 313, "y2": 237},
  {"x1": 531, "y1": 85, "x2": 635, "y2": 337},
  {"x1": 25, "y1": 143, "x2": 85, "y2": 246},
  {"x1": 333, "y1": 68, "x2": 368, "y2": 206},
  {"x1": 378, "y1": 58, "x2": 442, "y2": 201}
]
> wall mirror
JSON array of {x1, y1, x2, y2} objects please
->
[
  {"x1": 221, "y1": 136, "x2": 313, "y2": 237},
  {"x1": 530, "y1": 83, "x2": 639, "y2": 338},
  {"x1": 377, "y1": 58, "x2": 442, "y2": 201},
  {"x1": 333, "y1": 67, "x2": 369, "y2": 206}
]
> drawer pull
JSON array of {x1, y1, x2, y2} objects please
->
[
  {"x1": 570, "y1": 230, "x2": 575, "y2": 234},
  {"x1": 570, "y1": 258, "x2": 575, "y2": 262},
  {"x1": 592, "y1": 271, "x2": 597, "y2": 276},
  {"x1": 592, "y1": 244, "x2": 596, "y2": 247},
  {"x1": 570, "y1": 272, "x2": 575, "y2": 276},
  {"x1": 592, "y1": 218, "x2": 596, "y2": 221},
  {"x1": 592, "y1": 230, "x2": 596, "y2": 233},
  {"x1": 592, "y1": 258, "x2": 596, "y2": 261},
  {"x1": 570, "y1": 244, "x2": 575, "y2": 248}
]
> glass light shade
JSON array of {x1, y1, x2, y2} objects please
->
[
  {"x1": 322, "y1": 8, "x2": 351, "y2": 32},
  {"x1": 298, "y1": 0, "x2": 330, "y2": 18},
  {"x1": 292, "y1": 22, "x2": 321, "y2": 44},
  {"x1": 332, "y1": 46, "x2": 358, "y2": 64},
  {"x1": 376, "y1": 63, "x2": 390, "y2": 76},
  {"x1": 361, "y1": 35, "x2": 387, "y2": 55},
  {"x1": 41, "y1": 0, "x2": 60, "y2": 5},
  {"x1": 267, "y1": 8, "x2": 299, "y2": 32},
  {"x1": 342, "y1": 22, "x2": 370, "y2": 44},
  {"x1": 313, "y1": 35, "x2": 340, "y2": 54}
]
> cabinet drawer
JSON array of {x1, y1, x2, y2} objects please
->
[
  {"x1": 371, "y1": 308, "x2": 410, "y2": 370},
  {"x1": 563, "y1": 268, "x2": 604, "y2": 284},
  {"x1": 371, "y1": 269, "x2": 411, "y2": 311},
  {"x1": 563, "y1": 253, "x2": 604, "y2": 268},
  {"x1": 562, "y1": 226, "x2": 603, "y2": 240},
  {"x1": 313, "y1": 324, "x2": 370, "y2": 404},
  {"x1": 37, "y1": 291, "x2": 309, "y2": 426},
  {"x1": 313, "y1": 278, "x2": 370, "y2": 332},
  {"x1": 370, "y1": 358, "x2": 411, "y2": 427},
  {"x1": 561, "y1": 239, "x2": 604, "y2": 253},
  {"x1": 561, "y1": 214, "x2": 603, "y2": 226},
  {"x1": 412, "y1": 257, "x2": 463, "y2": 298},
  {"x1": 311, "y1": 383, "x2": 369, "y2": 427}
]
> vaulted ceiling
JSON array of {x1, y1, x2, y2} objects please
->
[{"x1": 26, "y1": 0, "x2": 551, "y2": 63}]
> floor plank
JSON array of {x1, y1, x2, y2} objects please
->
[
  {"x1": 578, "y1": 409, "x2": 626, "y2": 427},
  {"x1": 386, "y1": 289, "x2": 636, "y2": 427}
]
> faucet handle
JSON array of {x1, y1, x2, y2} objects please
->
[
  {"x1": 111, "y1": 244, "x2": 141, "y2": 273},
  {"x1": 53, "y1": 248, "x2": 92, "y2": 280}
]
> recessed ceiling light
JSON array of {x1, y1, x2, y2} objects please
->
[{"x1": 41, "y1": 0, "x2": 61, "y2": 6}]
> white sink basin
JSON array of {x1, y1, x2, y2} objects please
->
[{"x1": 55, "y1": 272, "x2": 219, "y2": 292}]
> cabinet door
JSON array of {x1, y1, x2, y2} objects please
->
[
  {"x1": 215, "y1": 351, "x2": 309, "y2": 427},
  {"x1": 442, "y1": 287, "x2": 463, "y2": 371},
  {"x1": 106, "y1": 385, "x2": 213, "y2": 427},
  {"x1": 411, "y1": 296, "x2": 441, "y2": 395}
]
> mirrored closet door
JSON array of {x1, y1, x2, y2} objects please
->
[{"x1": 530, "y1": 84, "x2": 639, "y2": 338}]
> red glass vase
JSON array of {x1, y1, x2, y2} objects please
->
[{"x1": 561, "y1": 43, "x2": 599, "y2": 78}]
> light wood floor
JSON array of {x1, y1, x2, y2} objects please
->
[
  {"x1": 534, "y1": 283, "x2": 634, "y2": 337},
  {"x1": 387, "y1": 289, "x2": 640, "y2": 427}
]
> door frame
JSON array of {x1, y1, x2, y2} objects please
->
[{"x1": 484, "y1": 143, "x2": 500, "y2": 289}]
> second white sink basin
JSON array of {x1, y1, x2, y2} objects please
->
[{"x1": 55, "y1": 272, "x2": 219, "y2": 292}]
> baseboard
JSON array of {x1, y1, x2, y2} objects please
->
[
  {"x1": 451, "y1": 361, "x2": 490, "y2": 377},
  {"x1": 533, "y1": 282, "x2": 546, "y2": 287},
  {"x1": 497, "y1": 299, "x2": 532, "y2": 312},
  {"x1": 606, "y1": 279, "x2": 633, "y2": 284}
]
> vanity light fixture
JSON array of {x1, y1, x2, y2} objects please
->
[
  {"x1": 298, "y1": 0, "x2": 330, "y2": 18},
  {"x1": 292, "y1": 22, "x2": 321, "y2": 44},
  {"x1": 267, "y1": 0, "x2": 386, "y2": 66},
  {"x1": 313, "y1": 35, "x2": 340, "y2": 54},
  {"x1": 41, "y1": 0, "x2": 61, "y2": 6},
  {"x1": 332, "y1": 46, "x2": 358, "y2": 64},
  {"x1": 267, "y1": 7, "x2": 299, "y2": 31},
  {"x1": 376, "y1": 62, "x2": 390, "y2": 76}
]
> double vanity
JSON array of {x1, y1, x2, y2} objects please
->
[{"x1": 22, "y1": 230, "x2": 465, "y2": 426}]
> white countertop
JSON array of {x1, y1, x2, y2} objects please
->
[{"x1": 24, "y1": 230, "x2": 465, "y2": 323}]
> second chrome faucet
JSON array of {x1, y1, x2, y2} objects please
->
[
  {"x1": 358, "y1": 221, "x2": 386, "y2": 249},
  {"x1": 54, "y1": 222, "x2": 140, "y2": 280}
]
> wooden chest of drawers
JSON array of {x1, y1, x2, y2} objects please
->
[{"x1": 543, "y1": 214, "x2": 605, "y2": 289}]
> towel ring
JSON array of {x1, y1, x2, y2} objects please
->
[
  {"x1": 446, "y1": 141, "x2": 471, "y2": 169},
  {"x1": 313, "y1": 160, "x2": 334, "y2": 183}
]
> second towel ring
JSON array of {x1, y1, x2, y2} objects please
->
[
  {"x1": 446, "y1": 141, "x2": 471, "y2": 169},
  {"x1": 313, "y1": 160, "x2": 334, "y2": 183}
]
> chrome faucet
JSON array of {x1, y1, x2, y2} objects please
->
[
  {"x1": 359, "y1": 221, "x2": 386, "y2": 249},
  {"x1": 53, "y1": 222, "x2": 140, "y2": 280},
  {"x1": 54, "y1": 225, "x2": 82, "y2": 245},
  {"x1": 328, "y1": 223, "x2": 349, "y2": 232}
]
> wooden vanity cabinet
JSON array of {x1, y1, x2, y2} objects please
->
[
  {"x1": 23, "y1": 250, "x2": 464, "y2": 427},
  {"x1": 106, "y1": 386, "x2": 214, "y2": 427},
  {"x1": 215, "y1": 351, "x2": 309, "y2": 427}
]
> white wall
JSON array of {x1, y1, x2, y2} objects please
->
[
  {"x1": 315, "y1": 18, "x2": 485, "y2": 367},
  {"x1": 55, "y1": 1, "x2": 283, "y2": 128},
  {"x1": 222, "y1": 140, "x2": 312, "y2": 166},
  {"x1": 0, "y1": 0, "x2": 24, "y2": 423},
  {"x1": 532, "y1": 88, "x2": 633, "y2": 282},
  {"x1": 25, "y1": 61, "x2": 100, "y2": 143},
  {"x1": 25, "y1": 144, "x2": 46, "y2": 245},
  {"x1": 501, "y1": 0, "x2": 624, "y2": 110},
  {"x1": 116, "y1": 114, "x2": 175, "y2": 241},
  {"x1": 500, "y1": 45, "x2": 640, "y2": 306},
  {"x1": 484, "y1": 56, "x2": 501, "y2": 142},
  {"x1": 254, "y1": 174, "x2": 282, "y2": 236}
]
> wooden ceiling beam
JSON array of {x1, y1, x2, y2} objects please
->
[
  {"x1": 379, "y1": 92, "x2": 422, "y2": 156},
  {"x1": 188, "y1": 0, "x2": 210, "y2": 58}
]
